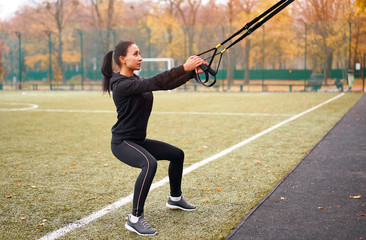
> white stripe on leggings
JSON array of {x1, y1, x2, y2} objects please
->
[{"x1": 123, "y1": 140, "x2": 151, "y2": 217}]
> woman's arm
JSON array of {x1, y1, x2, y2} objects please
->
[
  {"x1": 158, "y1": 56, "x2": 206, "y2": 90},
  {"x1": 114, "y1": 56, "x2": 204, "y2": 95}
]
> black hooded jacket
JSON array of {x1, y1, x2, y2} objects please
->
[{"x1": 110, "y1": 65, "x2": 192, "y2": 144}]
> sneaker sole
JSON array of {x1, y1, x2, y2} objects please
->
[
  {"x1": 166, "y1": 202, "x2": 197, "y2": 211},
  {"x1": 125, "y1": 223, "x2": 157, "y2": 236}
]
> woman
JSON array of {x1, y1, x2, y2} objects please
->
[{"x1": 101, "y1": 40, "x2": 205, "y2": 236}]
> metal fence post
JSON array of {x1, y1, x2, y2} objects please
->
[
  {"x1": 15, "y1": 31, "x2": 22, "y2": 90},
  {"x1": 78, "y1": 30, "x2": 84, "y2": 90},
  {"x1": 262, "y1": 25, "x2": 265, "y2": 92},
  {"x1": 363, "y1": 52, "x2": 365, "y2": 92},
  {"x1": 45, "y1": 31, "x2": 52, "y2": 86},
  {"x1": 304, "y1": 23, "x2": 307, "y2": 91}
]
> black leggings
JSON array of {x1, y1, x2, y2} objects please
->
[{"x1": 111, "y1": 139, "x2": 184, "y2": 217}]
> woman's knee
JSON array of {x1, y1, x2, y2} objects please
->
[
  {"x1": 145, "y1": 157, "x2": 157, "y2": 173},
  {"x1": 175, "y1": 148, "x2": 185, "y2": 163}
]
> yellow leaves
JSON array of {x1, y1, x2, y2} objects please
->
[
  {"x1": 349, "y1": 195, "x2": 361, "y2": 199},
  {"x1": 38, "y1": 219, "x2": 48, "y2": 226},
  {"x1": 261, "y1": 165, "x2": 269, "y2": 170},
  {"x1": 70, "y1": 162, "x2": 76, "y2": 169}
]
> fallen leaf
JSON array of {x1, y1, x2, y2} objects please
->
[
  {"x1": 31, "y1": 186, "x2": 37, "y2": 189},
  {"x1": 237, "y1": 193, "x2": 242, "y2": 197},
  {"x1": 204, "y1": 200, "x2": 209, "y2": 203},
  {"x1": 88, "y1": 197, "x2": 97, "y2": 200},
  {"x1": 349, "y1": 195, "x2": 361, "y2": 199},
  {"x1": 20, "y1": 216, "x2": 28, "y2": 220},
  {"x1": 6, "y1": 195, "x2": 13, "y2": 198},
  {"x1": 280, "y1": 197, "x2": 285, "y2": 200},
  {"x1": 360, "y1": 214, "x2": 366, "y2": 217},
  {"x1": 216, "y1": 188, "x2": 222, "y2": 192},
  {"x1": 318, "y1": 207, "x2": 324, "y2": 209}
]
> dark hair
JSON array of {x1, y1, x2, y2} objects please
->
[{"x1": 101, "y1": 40, "x2": 135, "y2": 94}]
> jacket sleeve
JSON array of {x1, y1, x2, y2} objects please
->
[{"x1": 114, "y1": 65, "x2": 192, "y2": 96}]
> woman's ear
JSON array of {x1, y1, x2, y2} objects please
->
[{"x1": 119, "y1": 56, "x2": 125, "y2": 65}]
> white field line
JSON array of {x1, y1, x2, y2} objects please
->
[
  {"x1": 0, "y1": 105, "x2": 294, "y2": 117},
  {"x1": 0, "y1": 103, "x2": 39, "y2": 111},
  {"x1": 38, "y1": 93, "x2": 344, "y2": 240}
]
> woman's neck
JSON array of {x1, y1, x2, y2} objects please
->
[{"x1": 120, "y1": 68, "x2": 134, "y2": 77}]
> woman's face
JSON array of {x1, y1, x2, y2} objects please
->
[{"x1": 120, "y1": 44, "x2": 143, "y2": 71}]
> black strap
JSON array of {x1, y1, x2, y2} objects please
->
[{"x1": 191, "y1": 0, "x2": 294, "y2": 87}]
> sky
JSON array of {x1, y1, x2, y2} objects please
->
[
  {"x1": 0, "y1": 0, "x2": 27, "y2": 20},
  {"x1": 0, "y1": 0, "x2": 225, "y2": 21}
]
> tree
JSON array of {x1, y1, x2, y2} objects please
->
[
  {"x1": 173, "y1": 0, "x2": 202, "y2": 56},
  {"x1": 297, "y1": 0, "x2": 355, "y2": 80},
  {"x1": 89, "y1": 0, "x2": 117, "y2": 53},
  {"x1": 355, "y1": 0, "x2": 366, "y2": 14},
  {"x1": 146, "y1": 4, "x2": 185, "y2": 62},
  {"x1": 239, "y1": 0, "x2": 258, "y2": 84}
]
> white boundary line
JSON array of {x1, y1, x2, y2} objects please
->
[
  {"x1": 0, "y1": 103, "x2": 39, "y2": 111},
  {"x1": 154, "y1": 111, "x2": 294, "y2": 117},
  {"x1": 0, "y1": 106, "x2": 293, "y2": 117},
  {"x1": 38, "y1": 93, "x2": 344, "y2": 240}
]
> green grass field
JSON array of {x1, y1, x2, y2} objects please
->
[{"x1": 0, "y1": 91, "x2": 362, "y2": 240}]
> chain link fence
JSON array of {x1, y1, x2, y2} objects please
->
[{"x1": 0, "y1": 20, "x2": 365, "y2": 91}]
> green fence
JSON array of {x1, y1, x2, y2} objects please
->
[{"x1": 0, "y1": 21, "x2": 364, "y2": 89}]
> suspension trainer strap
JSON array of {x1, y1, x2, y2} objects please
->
[{"x1": 192, "y1": 0, "x2": 294, "y2": 87}]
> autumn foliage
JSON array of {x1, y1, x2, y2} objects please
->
[{"x1": 0, "y1": 0, "x2": 365, "y2": 83}]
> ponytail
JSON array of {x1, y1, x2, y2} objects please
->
[
  {"x1": 101, "y1": 50, "x2": 114, "y2": 95},
  {"x1": 101, "y1": 40, "x2": 135, "y2": 95}
]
